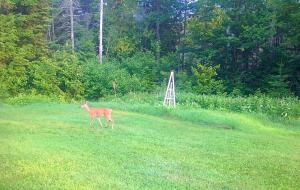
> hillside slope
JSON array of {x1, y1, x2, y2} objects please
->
[{"x1": 0, "y1": 103, "x2": 299, "y2": 189}]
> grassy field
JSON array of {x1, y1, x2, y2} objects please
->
[{"x1": 0, "y1": 102, "x2": 299, "y2": 189}]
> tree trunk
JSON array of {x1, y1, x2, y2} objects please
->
[
  {"x1": 182, "y1": 0, "x2": 187, "y2": 70},
  {"x1": 99, "y1": 0, "x2": 104, "y2": 64},
  {"x1": 51, "y1": 1, "x2": 55, "y2": 41},
  {"x1": 155, "y1": 0, "x2": 160, "y2": 61},
  {"x1": 69, "y1": 0, "x2": 74, "y2": 53}
]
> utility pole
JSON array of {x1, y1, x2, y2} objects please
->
[
  {"x1": 69, "y1": 0, "x2": 75, "y2": 53},
  {"x1": 99, "y1": 0, "x2": 104, "y2": 64}
]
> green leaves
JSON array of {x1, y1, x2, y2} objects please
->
[
  {"x1": 82, "y1": 61, "x2": 145, "y2": 100},
  {"x1": 0, "y1": 14, "x2": 18, "y2": 66},
  {"x1": 184, "y1": 0, "x2": 300, "y2": 96},
  {"x1": 1, "y1": 0, "x2": 299, "y2": 99},
  {"x1": 191, "y1": 63, "x2": 225, "y2": 95},
  {"x1": 0, "y1": 0, "x2": 49, "y2": 67}
]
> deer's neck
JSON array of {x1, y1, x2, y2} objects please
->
[{"x1": 84, "y1": 106, "x2": 91, "y2": 112}]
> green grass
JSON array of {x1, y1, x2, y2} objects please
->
[
  {"x1": 0, "y1": 102, "x2": 299, "y2": 189},
  {"x1": 103, "y1": 92, "x2": 300, "y2": 118}
]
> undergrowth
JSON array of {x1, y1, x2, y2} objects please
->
[
  {"x1": 1, "y1": 92, "x2": 299, "y2": 119},
  {"x1": 103, "y1": 92, "x2": 300, "y2": 119}
]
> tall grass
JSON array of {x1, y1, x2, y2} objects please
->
[
  {"x1": 177, "y1": 93, "x2": 300, "y2": 119},
  {"x1": 2, "y1": 92, "x2": 299, "y2": 119},
  {"x1": 103, "y1": 92, "x2": 300, "y2": 119}
]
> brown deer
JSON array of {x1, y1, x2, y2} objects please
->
[{"x1": 81, "y1": 101, "x2": 114, "y2": 129}]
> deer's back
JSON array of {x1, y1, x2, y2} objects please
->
[{"x1": 90, "y1": 108, "x2": 112, "y2": 117}]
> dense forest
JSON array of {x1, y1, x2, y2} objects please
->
[{"x1": 1, "y1": 0, "x2": 299, "y2": 100}]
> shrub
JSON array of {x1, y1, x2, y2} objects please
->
[
  {"x1": 191, "y1": 63, "x2": 225, "y2": 94},
  {"x1": 0, "y1": 50, "x2": 85, "y2": 100},
  {"x1": 121, "y1": 52, "x2": 158, "y2": 91},
  {"x1": 81, "y1": 62, "x2": 145, "y2": 100}
]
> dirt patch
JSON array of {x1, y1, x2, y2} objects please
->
[{"x1": 209, "y1": 124, "x2": 233, "y2": 130}]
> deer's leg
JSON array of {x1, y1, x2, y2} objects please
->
[
  {"x1": 90, "y1": 117, "x2": 93, "y2": 128},
  {"x1": 105, "y1": 117, "x2": 109, "y2": 128},
  {"x1": 108, "y1": 116, "x2": 114, "y2": 129},
  {"x1": 110, "y1": 119, "x2": 114, "y2": 129},
  {"x1": 97, "y1": 117, "x2": 103, "y2": 128}
]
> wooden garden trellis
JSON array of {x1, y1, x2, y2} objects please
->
[{"x1": 163, "y1": 71, "x2": 176, "y2": 107}]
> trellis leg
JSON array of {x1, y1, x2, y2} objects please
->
[{"x1": 164, "y1": 71, "x2": 176, "y2": 108}]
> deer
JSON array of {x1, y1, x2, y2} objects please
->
[{"x1": 81, "y1": 101, "x2": 114, "y2": 129}]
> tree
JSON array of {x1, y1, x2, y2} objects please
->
[
  {"x1": 0, "y1": 0, "x2": 50, "y2": 66},
  {"x1": 0, "y1": 0, "x2": 51, "y2": 96},
  {"x1": 185, "y1": 0, "x2": 300, "y2": 96},
  {"x1": 99, "y1": 0, "x2": 103, "y2": 64}
]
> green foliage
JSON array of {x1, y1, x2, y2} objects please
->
[
  {"x1": 4, "y1": 94, "x2": 56, "y2": 105},
  {"x1": 0, "y1": 14, "x2": 18, "y2": 65},
  {"x1": 1, "y1": 0, "x2": 300, "y2": 104},
  {"x1": 176, "y1": 93, "x2": 300, "y2": 119},
  {"x1": 175, "y1": 71, "x2": 193, "y2": 92},
  {"x1": 121, "y1": 52, "x2": 158, "y2": 90},
  {"x1": 104, "y1": 0, "x2": 140, "y2": 59},
  {"x1": 185, "y1": 0, "x2": 299, "y2": 96},
  {"x1": 30, "y1": 52, "x2": 84, "y2": 99},
  {"x1": 0, "y1": 63, "x2": 29, "y2": 97},
  {"x1": 112, "y1": 37, "x2": 137, "y2": 57},
  {"x1": 0, "y1": 51, "x2": 84, "y2": 100},
  {"x1": 191, "y1": 63, "x2": 225, "y2": 94},
  {"x1": 266, "y1": 74, "x2": 293, "y2": 97},
  {"x1": 81, "y1": 61, "x2": 144, "y2": 100},
  {"x1": 0, "y1": 0, "x2": 49, "y2": 66},
  {"x1": 101, "y1": 92, "x2": 300, "y2": 119}
]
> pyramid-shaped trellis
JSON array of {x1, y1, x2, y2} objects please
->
[{"x1": 163, "y1": 71, "x2": 176, "y2": 107}]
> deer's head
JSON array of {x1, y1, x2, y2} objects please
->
[{"x1": 81, "y1": 101, "x2": 89, "y2": 109}]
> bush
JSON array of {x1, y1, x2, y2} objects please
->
[
  {"x1": 121, "y1": 52, "x2": 158, "y2": 91},
  {"x1": 30, "y1": 53, "x2": 84, "y2": 99},
  {"x1": 0, "y1": 51, "x2": 84, "y2": 100},
  {"x1": 81, "y1": 61, "x2": 145, "y2": 100},
  {"x1": 191, "y1": 63, "x2": 225, "y2": 94},
  {"x1": 0, "y1": 63, "x2": 29, "y2": 98}
]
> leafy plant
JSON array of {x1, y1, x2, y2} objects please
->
[{"x1": 191, "y1": 63, "x2": 225, "y2": 94}]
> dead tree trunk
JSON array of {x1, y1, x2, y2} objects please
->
[
  {"x1": 51, "y1": 1, "x2": 55, "y2": 41},
  {"x1": 99, "y1": 0, "x2": 104, "y2": 64},
  {"x1": 181, "y1": 0, "x2": 187, "y2": 70},
  {"x1": 155, "y1": 0, "x2": 160, "y2": 61},
  {"x1": 69, "y1": 0, "x2": 74, "y2": 53}
]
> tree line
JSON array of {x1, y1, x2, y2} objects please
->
[{"x1": 0, "y1": 0, "x2": 299, "y2": 99}]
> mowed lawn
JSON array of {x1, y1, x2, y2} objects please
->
[{"x1": 0, "y1": 102, "x2": 299, "y2": 189}]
